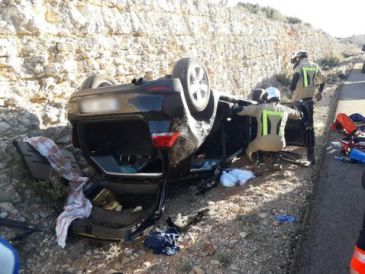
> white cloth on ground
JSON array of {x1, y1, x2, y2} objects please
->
[
  {"x1": 220, "y1": 168, "x2": 255, "y2": 187},
  {"x1": 24, "y1": 136, "x2": 92, "y2": 248}
]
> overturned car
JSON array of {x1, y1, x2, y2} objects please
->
[{"x1": 16, "y1": 58, "x2": 311, "y2": 241}]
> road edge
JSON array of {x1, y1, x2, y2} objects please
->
[{"x1": 287, "y1": 80, "x2": 345, "y2": 273}]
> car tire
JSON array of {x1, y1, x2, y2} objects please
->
[
  {"x1": 80, "y1": 74, "x2": 117, "y2": 90},
  {"x1": 172, "y1": 58, "x2": 211, "y2": 114},
  {"x1": 362, "y1": 61, "x2": 365, "y2": 73}
]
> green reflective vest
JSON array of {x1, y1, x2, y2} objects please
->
[
  {"x1": 262, "y1": 109, "x2": 285, "y2": 136},
  {"x1": 302, "y1": 66, "x2": 319, "y2": 87}
]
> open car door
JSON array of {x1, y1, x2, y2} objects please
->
[
  {"x1": 284, "y1": 100, "x2": 315, "y2": 163},
  {"x1": 13, "y1": 139, "x2": 166, "y2": 241}
]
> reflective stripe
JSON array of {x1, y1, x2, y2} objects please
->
[
  {"x1": 351, "y1": 247, "x2": 365, "y2": 274},
  {"x1": 354, "y1": 248, "x2": 365, "y2": 264},
  {"x1": 302, "y1": 66, "x2": 318, "y2": 87},
  {"x1": 262, "y1": 110, "x2": 284, "y2": 136}
]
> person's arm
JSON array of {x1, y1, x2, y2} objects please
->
[
  {"x1": 290, "y1": 72, "x2": 301, "y2": 94},
  {"x1": 314, "y1": 65, "x2": 326, "y2": 101},
  {"x1": 285, "y1": 106, "x2": 302, "y2": 120},
  {"x1": 316, "y1": 65, "x2": 326, "y2": 93},
  {"x1": 236, "y1": 104, "x2": 258, "y2": 117}
]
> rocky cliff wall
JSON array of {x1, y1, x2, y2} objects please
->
[
  {"x1": 0, "y1": 0, "x2": 355, "y2": 131},
  {"x1": 0, "y1": 0, "x2": 359, "y2": 177}
]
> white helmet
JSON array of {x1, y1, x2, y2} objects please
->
[
  {"x1": 265, "y1": 87, "x2": 281, "y2": 101},
  {"x1": 291, "y1": 50, "x2": 308, "y2": 64}
]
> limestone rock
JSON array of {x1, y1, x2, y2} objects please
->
[
  {"x1": 44, "y1": 64, "x2": 61, "y2": 76},
  {"x1": 0, "y1": 121, "x2": 10, "y2": 134},
  {"x1": 46, "y1": 11, "x2": 62, "y2": 24}
]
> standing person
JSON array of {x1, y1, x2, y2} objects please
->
[
  {"x1": 234, "y1": 87, "x2": 302, "y2": 171},
  {"x1": 350, "y1": 170, "x2": 365, "y2": 274},
  {"x1": 290, "y1": 50, "x2": 327, "y2": 165},
  {"x1": 351, "y1": 215, "x2": 365, "y2": 273}
]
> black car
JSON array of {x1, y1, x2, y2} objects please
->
[{"x1": 16, "y1": 58, "x2": 309, "y2": 241}]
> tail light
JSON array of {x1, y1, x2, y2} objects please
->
[{"x1": 151, "y1": 132, "x2": 180, "y2": 148}]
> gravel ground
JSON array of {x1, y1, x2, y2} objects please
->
[{"x1": 0, "y1": 63, "x2": 352, "y2": 274}]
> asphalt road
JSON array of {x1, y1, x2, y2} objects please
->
[{"x1": 294, "y1": 66, "x2": 365, "y2": 274}]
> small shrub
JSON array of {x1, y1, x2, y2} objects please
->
[
  {"x1": 319, "y1": 55, "x2": 341, "y2": 69},
  {"x1": 239, "y1": 3, "x2": 260, "y2": 14},
  {"x1": 239, "y1": 3, "x2": 285, "y2": 21},
  {"x1": 287, "y1": 16, "x2": 302, "y2": 24},
  {"x1": 261, "y1": 6, "x2": 285, "y2": 21}
]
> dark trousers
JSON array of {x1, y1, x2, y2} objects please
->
[
  {"x1": 357, "y1": 209, "x2": 365, "y2": 249},
  {"x1": 300, "y1": 98, "x2": 315, "y2": 163}
]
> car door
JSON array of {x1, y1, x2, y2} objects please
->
[{"x1": 283, "y1": 102, "x2": 308, "y2": 147}]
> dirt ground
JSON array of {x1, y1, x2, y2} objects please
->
[{"x1": 0, "y1": 68, "x2": 346, "y2": 274}]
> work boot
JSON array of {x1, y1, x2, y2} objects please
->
[
  {"x1": 271, "y1": 153, "x2": 282, "y2": 171},
  {"x1": 253, "y1": 152, "x2": 266, "y2": 173}
]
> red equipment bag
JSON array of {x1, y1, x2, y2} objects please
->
[{"x1": 332, "y1": 113, "x2": 358, "y2": 136}]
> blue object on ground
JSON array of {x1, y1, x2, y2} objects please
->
[
  {"x1": 275, "y1": 215, "x2": 296, "y2": 223},
  {"x1": 349, "y1": 148, "x2": 365, "y2": 164},
  {"x1": 0, "y1": 236, "x2": 20, "y2": 274},
  {"x1": 350, "y1": 113, "x2": 365, "y2": 123},
  {"x1": 144, "y1": 228, "x2": 180, "y2": 256}
]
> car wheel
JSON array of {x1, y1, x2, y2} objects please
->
[
  {"x1": 362, "y1": 61, "x2": 365, "y2": 73},
  {"x1": 80, "y1": 74, "x2": 117, "y2": 90},
  {"x1": 172, "y1": 58, "x2": 211, "y2": 113}
]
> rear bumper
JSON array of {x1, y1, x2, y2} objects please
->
[{"x1": 68, "y1": 78, "x2": 186, "y2": 121}]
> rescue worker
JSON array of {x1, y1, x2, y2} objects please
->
[
  {"x1": 351, "y1": 219, "x2": 365, "y2": 273},
  {"x1": 234, "y1": 87, "x2": 302, "y2": 170},
  {"x1": 350, "y1": 170, "x2": 365, "y2": 273},
  {"x1": 290, "y1": 51, "x2": 326, "y2": 165}
]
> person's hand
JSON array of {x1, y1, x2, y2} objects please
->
[
  {"x1": 230, "y1": 105, "x2": 244, "y2": 115},
  {"x1": 315, "y1": 92, "x2": 322, "y2": 101}
]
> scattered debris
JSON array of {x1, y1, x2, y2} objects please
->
[
  {"x1": 275, "y1": 215, "x2": 296, "y2": 224},
  {"x1": 0, "y1": 237, "x2": 20, "y2": 274},
  {"x1": 166, "y1": 207, "x2": 209, "y2": 232},
  {"x1": 144, "y1": 228, "x2": 180, "y2": 256},
  {"x1": 220, "y1": 168, "x2": 255, "y2": 187},
  {"x1": 239, "y1": 232, "x2": 249, "y2": 239},
  {"x1": 23, "y1": 136, "x2": 92, "y2": 248},
  {"x1": 331, "y1": 113, "x2": 365, "y2": 165}
]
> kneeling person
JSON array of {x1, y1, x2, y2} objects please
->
[{"x1": 236, "y1": 87, "x2": 302, "y2": 170}]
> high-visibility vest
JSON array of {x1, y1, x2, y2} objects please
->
[
  {"x1": 350, "y1": 246, "x2": 365, "y2": 273},
  {"x1": 302, "y1": 66, "x2": 319, "y2": 88},
  {"x1": 261, "y1": 109, "x2": 285, "y2": 137}
]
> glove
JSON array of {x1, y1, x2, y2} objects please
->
[
  {"x1": 315, "y1": 92, "x2": 322, "y2": 102},
  {"x1": 230, "y1": 105, "x2": 244, "y2": 115}
]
